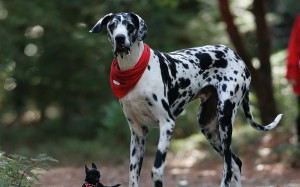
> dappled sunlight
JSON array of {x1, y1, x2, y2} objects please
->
[
  {"x1": 169, "y1": 149, "x2": 208, "y2": 168},
  {"x1": 24, "y1": 43, "x2": 38, "y2": 56},
  {"x1": 252, "y1": 57, "x2": 260, "y2": 69},
  {"x1": 45, "y1": 105, "x2": 61, "y2": 119},
  {"x1": 5, "y1": 60, "x2": 16, "y2": 73},
  {"x1": 271, "y1": 50, "x2": 287, "y2": 80},
  {"x1": 1, "y1": 112, "x2": 17, "y2": 125},
  {"x1": 262, "y1": 133, "x2": 272, "y2": 143},
  {"x1": 255, "y1": 163, "x2": 285, "y2": 175},
  {"x1": 25, "y1": 25, "x2": 44, "y2": 39},
  {"x1": 166, "y1": 149, "x2": 219, "y2": 186},
  {"x1": 0, "y1": 2, "x2": 7, "y2": 20},
  {"x1": 21, "y1": 110, "x2": 41, "y2": 124},
  {"x1": 233, "y1": 0, "x2": 255, "y2": 33},
  {"x1": 258, "y1": 147, "x2": 271, "y2": 157},
  {"x1": 271, "y1": 50, "x2": 287, "y2": 84},
  {"x1": 4, "y1": 77, "x2": 16, "y2": 91}
]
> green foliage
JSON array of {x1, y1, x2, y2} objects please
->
[
  {"x1": 0, "y1": 0, "x2": 112, "y2": 139},
  {"x1": 0, "y1": 0, "x2": 299, "y2": 165},
  {"x1": 273, "y1": 144, "x2": 300, "y2": 168},
  {"x1": 99, "y1": 100, "x2": 129, "y2": 146},
  {"x1": 0, "y1": 151, "x2": 58, "y2": 187},
  {"x1": 98, "y1": 100, "x2": 160, "y2": 153},
  {"x1": 284, "y1": 145, "x2": 300, "y2": 168},
  {"x1": 39, "y1": 138, "x2": 127, "y2": 165},
  {"x1": 269, "y1": 0, "x2": 300, "y2": 50}
]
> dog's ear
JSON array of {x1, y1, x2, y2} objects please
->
[
  {"x1": 91, "y1": 162, "x2": 97, "y2": 169},
  {"x1": 85, "y1": 165, "x2": 89, "y2": 173},
  {"x1": 90, "y1": 13, "x2": 113, "y2": 33},
  {"x1": 129, "y1": 12, "x2": 147, "y2": 41}
]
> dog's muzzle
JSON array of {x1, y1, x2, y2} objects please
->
[{"x1": 114, "y1": 34, "x2": 130, "y2": 56}]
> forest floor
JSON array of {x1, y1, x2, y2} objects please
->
[{"x1": 36, "y1": 151, "x2": 300, "y2": 187}]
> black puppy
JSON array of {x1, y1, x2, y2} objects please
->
[{"x1": 83, "y1": 163, "x2": 121, "y2": 187}]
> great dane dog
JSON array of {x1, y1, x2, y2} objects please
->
[{"x1": 90, "y1": 12, "x2": 282, "y2": 187}]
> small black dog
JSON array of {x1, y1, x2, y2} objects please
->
[{"x1": 83, "y1": 163, "x2": 121, "y2": 187}]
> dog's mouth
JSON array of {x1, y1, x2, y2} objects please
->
[{"x1": 114, "y1": 45, "x2": 131, "y2": 58}]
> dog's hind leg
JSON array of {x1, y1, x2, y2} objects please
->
[
  {"x1": 217, "y1": 98, "x2": 241, "y2": 187},
  {"x1": 198, "y1": 86, "x2": 242, "y2": 187},
  {"x1": 232, "y1": 153, "x2": 242, "y2": 187},
  {"x1": 129, "y1": 126, "x2": 148, "y2": 187}
]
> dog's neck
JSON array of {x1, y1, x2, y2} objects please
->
[{"x1": 116, "y1": 41, "x2": 144, "y2": 71}]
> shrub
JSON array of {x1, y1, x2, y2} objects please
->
[{"x1": 0, "y1": 151, "x2": 58, "y2": 187}]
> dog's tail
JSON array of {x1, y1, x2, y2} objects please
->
[{"x1": 242, "y1": 91, "x2": 282, "y2": 131}]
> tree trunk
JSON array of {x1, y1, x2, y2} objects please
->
[
  {"x1": 252, "y1": 0, "x2": 278, "y2": 123},
  {"x1": 218, "y1": 0, "x2": 279, "y2": 124}
]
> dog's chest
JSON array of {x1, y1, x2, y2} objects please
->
[
  {"x1": 119, "y1": 61, "x2": 164, "y2": 131},
  {"x1": 121, "y1": 94, "x2": 158, "y2": 128}
]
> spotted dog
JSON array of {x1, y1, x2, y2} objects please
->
[{"x1": 90, "y1": 12, "x2": 282, "y2": 187}]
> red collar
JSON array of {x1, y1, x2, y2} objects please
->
[
  {"x1": 110, "y1": 43, "x2": 151, "y2": 99},
  {"x1": 84, "y1": 182, "x2": 96, "y2": 187}
]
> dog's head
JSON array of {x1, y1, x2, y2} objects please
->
[
  {"x1": 90, "y1": 12, "x2": 147, "y2": 56},
  {"x1": 84, "y1": 163, "x2": 100, "y2": 185}
]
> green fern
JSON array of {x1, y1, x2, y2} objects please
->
[{"x1": 0, "y1": 150, "x2": 58, "y2": 187}]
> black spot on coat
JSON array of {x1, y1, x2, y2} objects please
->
[
  {"x1": 161, "y1": 99, "x2": 174, "y2": 120},
  {"x1": 195, "y1": 53, "x2": 212, "y2": 70},
  {"x1": 222, "y1": 84, "x2": 227, "y2": 92},
  {"x1": 154, "y1": 150, "x2": 167, "y2": 169},
  {"x1": 234, "y1": 84, "x2": 239, "y2": 94}
]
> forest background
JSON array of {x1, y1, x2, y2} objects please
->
[{"x1": 0, "y1": 0, "x2": 300, "y2": 171}]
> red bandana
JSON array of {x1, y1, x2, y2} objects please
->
[
  {"x1": 84, "y1": 182, "x2": 94, "y2": 187},
  {"x1": 110, "y1": 43, "x2": 151, "y2": 99}
]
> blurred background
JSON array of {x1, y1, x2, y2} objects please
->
[{"x1": 0, "y1": 0, "x2": 300, "y2": 179}]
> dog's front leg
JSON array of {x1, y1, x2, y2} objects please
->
[
  {"x1": 129, "y1": 127, "x2": 148, "y2": 187},
  {"x1": 152, "y1": 120, "x2": 175, "y2": 187}
]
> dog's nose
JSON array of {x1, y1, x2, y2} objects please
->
[{"x1": 115, "y1": 34, "x2": 126, "y2": 45}]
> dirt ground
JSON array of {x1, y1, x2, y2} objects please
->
[{"x1": 35, "y1": 152, "x2": 300, "y2": 187}]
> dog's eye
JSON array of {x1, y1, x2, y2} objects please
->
[
  {"x1": 127, "y1": 23, "x2": 135, "y2": 32},
  {"x1": 108, "y1": 22, "x2": 116, "y2": 33}
]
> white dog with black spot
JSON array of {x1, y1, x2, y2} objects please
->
[{"x1": 90, "y1": 12, "x2": 282, "y2": 187}]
